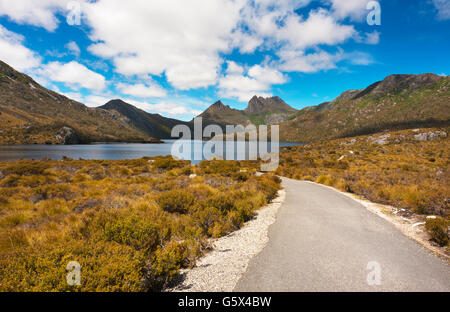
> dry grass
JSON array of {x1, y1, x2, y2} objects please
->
[{"x1": 0, "y1": 156, "x2": 280, "y2": 291}]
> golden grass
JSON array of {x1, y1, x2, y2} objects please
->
[{"x1": 0, "y1": 156, "x2": 280, "y2": 291}]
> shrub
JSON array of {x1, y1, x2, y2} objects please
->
[
  {"x1": 425, "y1": 217, "x2": 449, "y2": 246},
  {"x1": 157, "y1": 190, "x2": 196, "y2": 214},
  {"x1": 206, "y1": 192, "x2": 235, "y2": 213},
  {"x1": 199, "y1": 160, "x2": 239, "y2": 175},
  {"x1": 149, "y1": 241, "x2": 189, "y2": 290}
]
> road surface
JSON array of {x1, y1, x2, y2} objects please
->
[{"x1": 234, "y1": 178, "x2": 450, "y2": 292}]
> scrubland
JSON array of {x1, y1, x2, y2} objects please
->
[
  {"x1": 0, "y1": 157, "x2": 280, "y2": 291},
  {"x1": 276, "y1": 128, "x2": 449, "y2": 247}
]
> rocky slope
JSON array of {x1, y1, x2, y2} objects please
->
[
  {"x1": 99, "y1": 99, "x2": 187, "y2": 139},
  {"x1": 279, "y1": 74, "x2": 450, "y2": 142},
  {"x1": 196, "y1": 97, "x2": 298, "y2": 128},
  {"x1": 0, "y1": 60, "x2": 160, "y2": 145}
]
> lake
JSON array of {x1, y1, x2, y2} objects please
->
[{"x1": 0, "y1": 140, "x2": 300, "y2": 163}]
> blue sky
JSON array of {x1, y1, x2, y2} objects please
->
[{"x1": 0, "y1": 0, "x2": 449, "y2": 120}]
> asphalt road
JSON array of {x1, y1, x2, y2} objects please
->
[{"x1": 234, "y1": 178, "x2": 450, "y2": 292}]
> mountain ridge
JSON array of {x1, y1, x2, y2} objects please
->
[
  {"x1": 0, "y1": 60, "x2": 160, "y2": 144},
  {"x1": 99, "y1": 99, "x2": 188, "y2": 139}
]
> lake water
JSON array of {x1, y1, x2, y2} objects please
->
[{"x1": 0, "y1": 140, "x2": 299, "y2": 163}]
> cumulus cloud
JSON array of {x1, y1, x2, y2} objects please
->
[
  {"x1": 276, "y1": 9, "x2": 356, "y2": 49},
  {"x1": 0, "y1": 0, "x2": 68, "y2": 31},
  {"x1": 218, "y1": 62, "x2": 286, "y2": 102},
  {"x1": 0, "y1": 25, "x2": 41, "y2": 71},
  {"x1": 38, "y1": 61, "x2": 106, "y2": 91},
  {"x1": 83, "y1": 0, "x2": 243, "y2": 90},
  {"x1": 116, "y1": 82, "x2": 167, "y2": 98},
  {"x1": 0, "y1": 0, "x2": 377, "y2": 96}
]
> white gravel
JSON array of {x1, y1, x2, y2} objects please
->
[{"x1": 167, "y1": 189, "x2": 286, "y2": 292}]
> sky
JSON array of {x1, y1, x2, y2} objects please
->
[{"x1": 0, "y1": 0, "x2": 449, "y2": 121}]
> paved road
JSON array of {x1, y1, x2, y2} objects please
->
[{"x1": 235, "y1": 178, "x2": 450, "y2": 292}]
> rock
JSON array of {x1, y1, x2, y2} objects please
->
[
  {"x1": 413, "y1": 131, "x2": 447, "y2": 142},
  {"x1": 189, "y1": 174, "x2": 197, "y2": 179},
  {"x1": 56, "y1": 126, "x2": 79, "y2": 145},
  {"x1": 368, "y1": 134, "x2": 390, "y2": 145}
]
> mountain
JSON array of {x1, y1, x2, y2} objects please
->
[
  {"x1": 197, "y1": 100, "x2": 251, "y2": 127},
  {"x1": 0, "y1": 60, "x2": 160, "y2": 144},
  {"x1": 99, "y1": 99, "x2": 187, "y2": 139},
  {"x1": 279, "y1": 73, "x2": 450, "y2": 142},
  {"x1": 195, "y1": 97, "x2": 298, "y2": 128},
  {"x1": 245, "y1": 96, "x2": 297, "y2": 114}
]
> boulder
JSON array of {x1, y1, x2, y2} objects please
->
[{"x1": 56, "y1": 126, "x2": 79, "y2": 145}]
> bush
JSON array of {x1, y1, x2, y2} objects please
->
[
  {"x1": 206, "y1": 192, "x2": 235, "y2": 213},
  {"x1": 157, "y1": 190, "x2": 196, "y2": 214},
  {"x1": 425, "y1": 217, "x2": 449, "y2": 246}
]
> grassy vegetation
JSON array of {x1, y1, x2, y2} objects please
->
[
  {"x1": 0, "y1": 157, "x2": 280, "y2": 291},
  {"x1": 277, "y1": 128, "x2": 449, "y2": 224}
]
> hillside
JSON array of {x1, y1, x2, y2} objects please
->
[
  {"x1": 0, "y1": 60, "x2": 159, "y2": 145},
  {"x1": 279, "y1": 74, "x2": 450, "y2": 142},
  {"x1": 99, "y1": 99, "x2": 187, "y2": 139}
]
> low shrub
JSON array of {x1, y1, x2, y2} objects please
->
[
  {"x1": 425, "y1": 217, "x2": 449, "y2": 246},
  {"x1": 157, "y1": 190, "x2": 196, "y2": 214}
]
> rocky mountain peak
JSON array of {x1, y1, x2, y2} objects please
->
[{"x1": 245, "y1": 96, "x2": 296, "y2": 114}]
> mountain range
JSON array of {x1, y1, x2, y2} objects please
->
[{"x1": 0, "y1": 58, "x2": 448, "y2": 145}]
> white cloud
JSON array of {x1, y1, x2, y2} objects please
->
[
  {"x1": 62, "y1": 91, "x2": 84, "y2": 102},
  {"x1": 278, "y1": 49, "x2": 341, "y2": 73},
  {"x1": 124, "y1": 99, "x2": 202, "y2": 117},
  {"x1": 0, "y1": 0, "x2": 376, "y2": 97},
  {"x1": 116, "y1": 82, "x2": 167, "y2": 98},
  {"x1": 433, "y1": 0, "x2": 450, "y2": 20},
  {"x1": 38, "y1": 61, "x2": 106, "y2": 91},
  {"x1": 0, "y1": 0, "x2": 68, "y2": 31},
  {"x1": 363, "y1": 30, "x2": 380, "y2": 45},
  {"x1": 330, "y1": 0, "x2": 369, "y2": 21},
  {"x1": 0, "y1": 25, "x2": 41, "y2": 71},
  {"x1": 83, "y1": 94, "x2": 111, "y2": 107},
  {"x1": 218, "y1": 63, "x2": 286, "y2": 102},
  {"x1": 66, "y1": 41, "x2": 80, "y2": 57},
  {"x1": 225, "y1": 61, "x2": 245, "y2": 75},
  {"x1": 84, "y1": 0, "x2": 244, "y2": 90},
  {"x1": 276, "y1": 9, "x2": 356, "y2": 49}
]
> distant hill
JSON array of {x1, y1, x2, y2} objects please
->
[
  {"x1": 0, "y1": 60, "x2": 160, "y2": 144},
  {"x1": 99, "y1": 99, "x2": 188, "y2": 139},
  {"x1": 279, "y1": 73, "x2": 450, "y2": 142}
]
